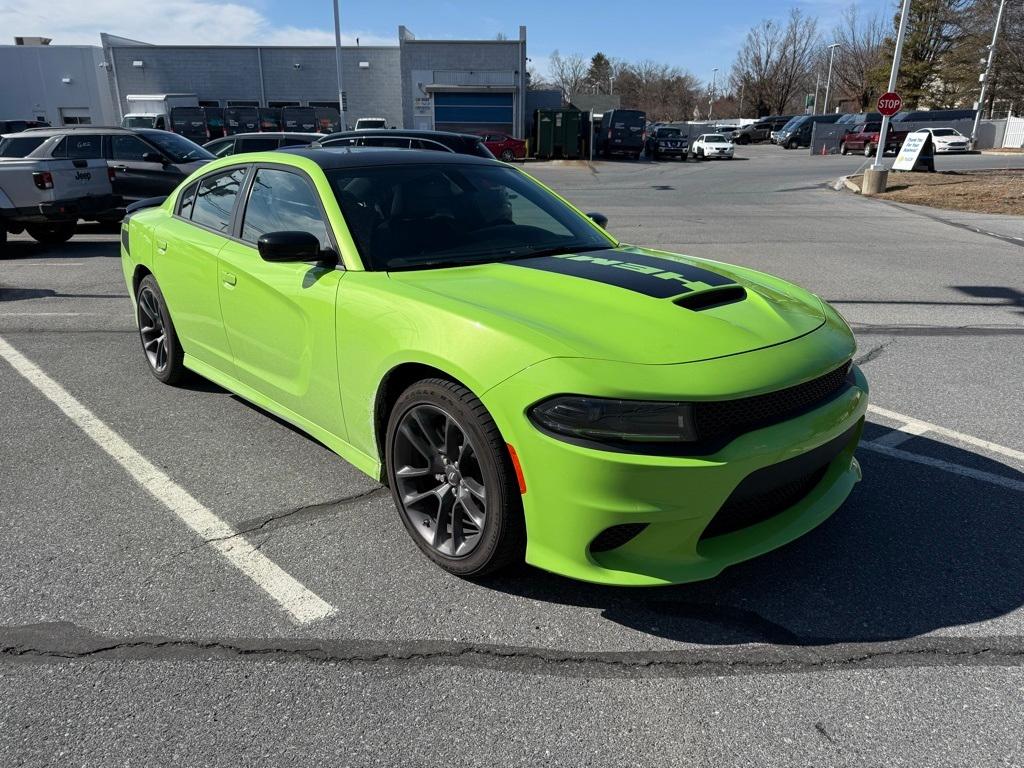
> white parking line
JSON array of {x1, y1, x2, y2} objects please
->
[
  {"x1": 867, "y1": 404, "x2": 1024, "y2": 463},
  {"x1": 0, "y1": 334, "x2": 336, "y2": 625},
  {"x1": 860, "y1": 441, "x2": 1024, "y2": 493}
]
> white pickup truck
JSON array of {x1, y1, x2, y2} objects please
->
[{"x1": 0, "y1": 156, "x2": 120, "y2": 248}]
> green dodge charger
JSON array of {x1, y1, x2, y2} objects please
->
[{"x1": 120, "y1": 147, "x2": 868, "y2": 586}]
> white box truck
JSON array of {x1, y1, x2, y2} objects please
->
[{"x1": 121, "y1": 94, "x2": 199, "y2": 131}]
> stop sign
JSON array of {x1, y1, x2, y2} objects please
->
[{"x1": 877, "y1": 92, "x2": 903, "y2": 117}]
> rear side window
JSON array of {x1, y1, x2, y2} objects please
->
[
  {"x1": 178, "y1": 181, "x2": 199, "y2": 219},
  {"x1": 112, "y1": 134, "x2": 156, "y2": 161},
  {"x1": 191, "y1": 167, "x2": 248, "y2": 233},
  {"x1": 360, "y1": 136, "x2": 411, "y2": 148},
  {"x1": 52, "y1": 134, "x2": 103, "y2": 159},
  {"x1": 241, "y1": 168, "x2": 329, "y2": 250},
  {"x1": 0, "y1": 136, "x2": 47, "y2": 157},
  {"x1": 411, "y1": 138, "x2": 452, "y2": 152}
]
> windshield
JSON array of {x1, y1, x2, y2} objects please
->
[
  {"x1": 144, "y1": 132, "x2": 215, "y2": 162},
  {"x1": 328, "y1": 163, "x2": 613, "y2": 271},
  {"x1": 357, "y1": 119, "x2": 387, "y2": 129},
  {"x1": 123, "y1": 116, "x2": 157, "y2": 129},
  {"x1": 930, "y1": 128, "x2": 959, "y2": 137},
  {"x1": 779, "y1": 117, "x2": 802, "y2": 133},
  {"x1": 0, "y1": 135, "x2": 47, "y2": 158},
  {"x1": 705, "y1": 134, "x2": 728, "y2": 143},
  {"x1": 655, "y1": 128, "x2": 681, "y2": 138}
]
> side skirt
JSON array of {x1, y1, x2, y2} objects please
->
[{"x1": 183, "y1": 353, "x2": 382, "y2": 480}]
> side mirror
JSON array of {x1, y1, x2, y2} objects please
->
[
  {"x1": 257, "y1": 231, "x2": 322, "y2": 262},
  {"x1": 587, "y1": 212, "x2": 608, "y2": 228}
]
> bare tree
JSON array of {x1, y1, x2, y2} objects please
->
[
  {"x1": 730, "y1": 9, "x2": 820, "y2": 115},
  {"x1": 831, "y1": 7, "x2": 887, "y2": 111},
  {"x1": 547, "y1": 50, "x2": 590, "y2": 102},
  {"x1": 614, "y1": 60, "x2": 701, "y2": 121}
]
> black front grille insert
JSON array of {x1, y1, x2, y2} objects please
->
[
  {"x1": 590, "y1": 523, "x2": 648, "y2": 553},
  {"x1": 694, "y1": 362, "x2": 852, "y2": 444},
  {"x1": 700, "y1": 421, "x2": 859, "y2": 541}
]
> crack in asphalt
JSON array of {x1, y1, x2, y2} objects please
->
[
  {"x1": 849, "y1": 323, "x2": 1024, "y2": 336},
  {"x1": 854, "y1": 339, "x2": 897, "y2": 366},
  {"x1": 167, "y1": 486, "x2": 387, "y2": 559},
  {"x1": 2, "y1": 623, "x2": 1022, "y2": 678}
]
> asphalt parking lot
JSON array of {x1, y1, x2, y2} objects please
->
[{"x1": 2, "y1": 144, "x2": 1023, "y2": 766}]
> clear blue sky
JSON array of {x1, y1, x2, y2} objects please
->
[{"x1": 284, "y1": 0, "x2": 896, "y2": 83}]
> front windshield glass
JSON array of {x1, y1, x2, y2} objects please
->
[
  {"x1": 124, "y1": 116, "x2": 156, "y2": 128},
  {"x1": 655, "y1": 128, "x2": 681, "y2": 137},
  {"x1": 328, "y1": 163, "x2": 613, "y2": 271},
  {"x1": 144, "y1": 132, "x2": 215, "y2": 162},
  {"x1": 779, "y1": 118, "x2": 801, "y2": 132},
  {"x1": 0, "y1": 136, "x2": 47, "y2": 158},
  {"x1": 705, "y1": 134, "x2": 728, "y2": 142},
  {"x1": 930, "y1": 128, "x2": 958, "y2": 137}
]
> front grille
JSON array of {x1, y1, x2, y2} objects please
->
[
  {"x1": 699, "y1": 421, "x2": 859, "y2": 541},
  {"x1": 700, "y1": 466, "x2": 828, "y2": 540},
  {"x1": 694, "y1": 362, "x2": 851, "y2": 443},
  {"x1": 590, "y1": 523, "x2": 648, "y2": 553}
]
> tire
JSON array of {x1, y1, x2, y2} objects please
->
[
  {"x1": 786, "y1": 139, "x2": 797, "y2": 150},
  {"x1": 840, "y1": 142, "x2": 848, "y2": 155},
  {"x1": 864, "y1": 143, "x2": 875, "y2": 157},
  {"x1": 385, "y1": 378, "x2": 525, "y2": 578},
  {"x1": 696, "y1": 148, "x2": 705, "y2": 160},
  {"x1": 500, "y1": 149, "x2": 516, "y2": 162},
  {"x1": 25, "y1": 222, "x2": 76, "y2": 245},
  {"x1": 135, "y1": 274, "x2": 186, "y2": 385}
]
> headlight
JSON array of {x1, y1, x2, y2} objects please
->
[{"x1": 529, "y1": 396, "x2": 698, "y2": 443}]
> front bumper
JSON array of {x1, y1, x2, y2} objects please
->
[{"x1": 483, "y1": 325, "x2": 867, "y2": 586}]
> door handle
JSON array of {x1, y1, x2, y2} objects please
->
[
  {"x1": 222, "y1": 272, "x2": 237, "y2": 286},
  {"x1": 156, "y1": 240, "x2": 168, "y2": 252}
]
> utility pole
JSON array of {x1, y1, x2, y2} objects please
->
[
  {"x1": 708, "y1": 68, "x2": 718, "y2": 121},
  {"x1": 823, "y1": 43, "x2": 841, "y2": 115},
  {"x1": 970, "y1": 0, "x2": 1007, "y2": 150},
  {"x1": 332, "y1": 0, "x2": 347, "y2": 130},
  {"x1": 871, "y1": 0, "x2": 912, "y2": 172}
]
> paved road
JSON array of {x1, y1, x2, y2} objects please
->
[{"x1": 2, "y1": 145, "x2": 1022, "y2": 766}]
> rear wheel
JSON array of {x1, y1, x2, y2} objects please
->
[
  {"x1": 386, "y1": 378, "x2": 525, "y2": 577},
  {"x1": 136, "y1": 274, "x2": 186, "y2": 385},
  {"x1": 500, "y1": 148, "x2": 516, "y2": 162},
  {"x1": 840, "y1": 142, "x2": 848, "y2": 155},
  {"x1": 25, "y1": 222, "x2": 76, "y2": 245},
  {"x1": 864, "y1": 142, "x2": 875, "y2": 157}
]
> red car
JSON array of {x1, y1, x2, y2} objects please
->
[{"x1": 477, "y1": 132, "x2": 527, "y2": 161}]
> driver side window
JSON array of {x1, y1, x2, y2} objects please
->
[
  {"x1": 241, "y1": 168, "x2": 330, "y2": 250},
  {"x1": 112, "y1": 135, "x2": 156, "y2": 162}
]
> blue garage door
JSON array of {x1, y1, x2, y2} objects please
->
[{"x1": 434, "y1": 92, "x2": 513, "y2": 134}]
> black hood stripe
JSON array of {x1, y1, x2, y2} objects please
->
[{"x1": 510, "y1": 249, "x2": 736, "y2": 299}]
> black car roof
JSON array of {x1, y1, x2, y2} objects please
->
[
  {"x1": 214, "y1": 132, "x2": 322, "y2": 140},
  {"x1": 277, "y1": 146, "x2": 500, "y2": 170},
  {"x1": 319, "y1": 128, "x2": 481, "y2": 142}
]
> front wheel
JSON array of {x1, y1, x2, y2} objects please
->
[
  {"x1": 786, "y1": 139, "x2": 798, "y2": 150},
  {"x1": 136, "y1": 274, "x2": 186, "y2": 385},
  {"x1": 386, "y1": 379, "x2": 525, "y2": 577},
  {"x1": 26, "y1": 222, "x2": 76, "y2": 245}
]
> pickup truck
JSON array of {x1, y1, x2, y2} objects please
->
[
  {"x1": 840, "y1": 122, "x2": 910, "y2": 157},
  {"x1": 0, "y1": 156, "x2": 120, "y2": 247}
]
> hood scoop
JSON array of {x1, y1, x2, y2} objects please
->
[{"x1": 673, "y1": 285, "x2": 747, "y2": 311}]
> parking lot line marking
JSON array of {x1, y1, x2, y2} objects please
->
[
  {"x1": 867, "y1": 404, "x2": 1024, "y2": 463},
  {"x1": 0, "y1": 334, "x2": 336, "y2": 625},
  {"x1": 873, "y1": 420, "x2": 931, "y2": 448},
  {"x1": 859, "y1": 441, "x2": 1024, "y2": 493}
]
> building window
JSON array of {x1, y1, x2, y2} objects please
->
[{"x1": 309, "y1": 94, "x2": 348, "y2": 111}]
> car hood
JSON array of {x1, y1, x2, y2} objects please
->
[{"x1": 389, "y1": 246, "x2": 826, "y2": 365}]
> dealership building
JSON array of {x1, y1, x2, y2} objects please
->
[{"x1": 0, "y1": 26, "x2": 530, "y2": 137}]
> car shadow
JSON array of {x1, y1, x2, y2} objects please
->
[{"x1": 483, "y1": 427, "x2": 1024, "y2": 645}]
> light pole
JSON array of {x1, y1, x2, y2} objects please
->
[
  {"x1": 332, "y1": 0, "x2": 347, "y2": 130},
  {"x1": 871, "y1": 0, "x2": 912, "y2": 172},
  {"x1": 708, "y1": 68, "x2": 718, "y2": 122},
  {"x1": 823, "y1": 43, "x2": 840, "y2": 115},
  {"x1": 812, "y1": 71, "x2": 820, "y2": 114},
  {"x1": 970, "y1": 0, "x2": 1007, "y2": 150}
]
